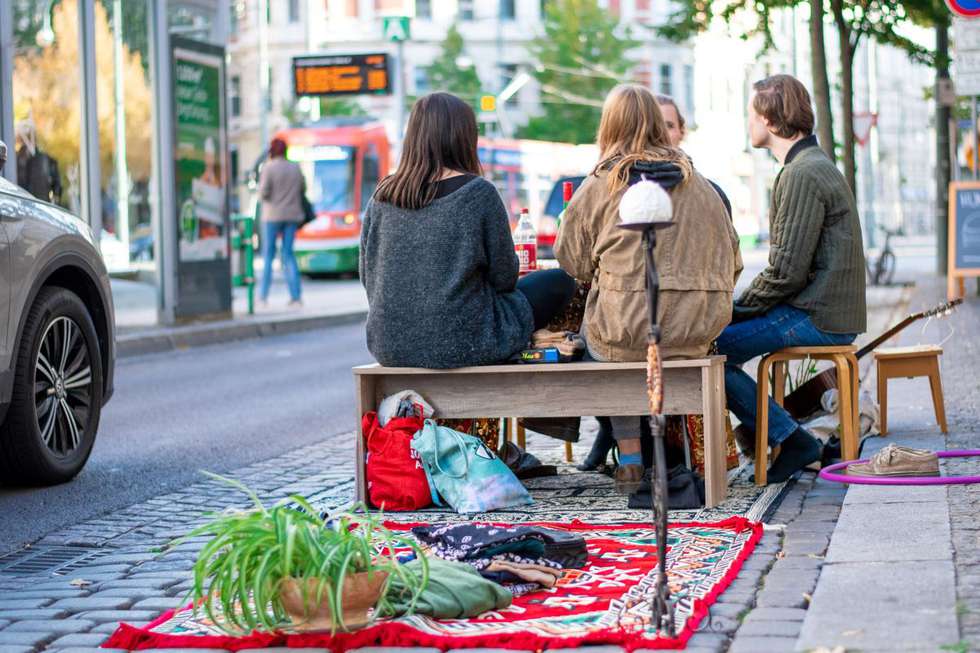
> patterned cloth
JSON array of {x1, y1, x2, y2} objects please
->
[
  {"x1": 436, "y1": 418, "x2": 500, "y2": 452},
  {"x1": 104, "y1": 518, "x2": 763, "y2": 652}
]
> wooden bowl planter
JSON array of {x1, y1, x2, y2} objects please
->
[
  {"x1": 280, "y1": 571, "x2": 389, "y2": 631},
  {"x1": 177, "y1": 473, "x2": 427, "y2": 635}
]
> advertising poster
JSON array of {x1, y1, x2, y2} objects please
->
[
  {"x1": 173, "y1": 40, "x2": 228, "y2": 261},
  {"x1": 171, "y1": 37, "x2": 231, "y2": 318}
]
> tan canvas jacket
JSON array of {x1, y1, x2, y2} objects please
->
[{"x1": 555, "y1": 167, "x2": 743, "y2": 361}]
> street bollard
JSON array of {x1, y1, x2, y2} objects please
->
[{"x1": 230, "y1": 214, "x2": 256, "y2": 315}]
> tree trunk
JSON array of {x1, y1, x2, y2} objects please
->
[
  {"x1": 832, "y1": 0, "x2": 857, "y2": 197},
  {"x1": 810, "y1": 0, "x2": 835, "y2": 161},
  {"x1": 936, "y1": 13, "x2": 951, "y2": 274}
]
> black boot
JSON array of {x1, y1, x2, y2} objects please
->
[
  {"x1": 577, "y1": 417, "x2": 616, "y2": 471},
  {"x1": 765, "y1": 427, "x2": 822, "y2": 484}
]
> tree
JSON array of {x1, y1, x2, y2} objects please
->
[
  {"x1": 659, "y1": 0, "x2": 836, "y2": 161},
  {"x1": 424, "y1": 23, "x2": 483, "y2": 110},
  {"x1": 13, "y1": 0, "x2": 153, "y2": 205},
  {"x1": 519, "y1": 0, "x2": 638, "y2": 144},
  {"x1": 829, "y1": 1, "x2": 932, "y2": 194}
]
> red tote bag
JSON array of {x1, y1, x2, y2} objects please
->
[{"x1": 363, "y1": 411, "x2": 432, "y2": 511}]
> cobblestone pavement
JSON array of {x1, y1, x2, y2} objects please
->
[
  {"x1": 928, "y1": 280, "x2": 980, "y2": 650},
  {"x1": 0, "y1": 286, "x2": 910, "y2": 652}
]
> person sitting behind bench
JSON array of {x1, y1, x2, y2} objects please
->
[
  {"x1": 717, "y1": 74, "x2": 866, "y2": 484},
  {"x1": 555, "y1": 84, "x2": 742, "y2": 493},
  {"x1": 359, "y1": 92, "x2": 576, "y2": 369}
]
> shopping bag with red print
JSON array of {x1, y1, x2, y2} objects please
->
[{"x1": 363, "y1": 411, "x2": 432, "y2": 511}]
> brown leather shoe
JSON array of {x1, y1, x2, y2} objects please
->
[
  {"x1": 614, "y1": 463, "x2": 645, "y2": 494},
  {"x1": 848, "y1": 444, "x2": 939, "y2": 477}
]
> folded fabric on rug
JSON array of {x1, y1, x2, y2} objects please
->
[
  {"x1": 381, "y1": 557, "x2": 512, "y2": 619},
  {"x1": 411, "y1": 522, "x2": 588, "y2": 568}
]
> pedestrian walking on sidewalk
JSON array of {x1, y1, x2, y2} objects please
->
[
  {"x1": 360, "y1": 92, "x2": 576, "y2": 369},
  {"x1": 718, "y1": 74, "x2": 866, "y2": 483},
  {"x1": 258, "y1": 137, "x2": 304, "y2": 307}
]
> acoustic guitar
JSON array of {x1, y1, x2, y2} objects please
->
[{"x1": 781, "y1": 298, "x2": 964, "y2": 420}]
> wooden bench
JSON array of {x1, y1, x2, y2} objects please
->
[{"x1": 353, "y1": 355, "x2": 729, "y2": 508}]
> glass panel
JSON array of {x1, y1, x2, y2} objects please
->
[
  {"x1": 95, "y1": 0, "x2": 154, "y2": 272},
  {"x1": 12, "y1": 0, "x2": 82, "y2": 212}
]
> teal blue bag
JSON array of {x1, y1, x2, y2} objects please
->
[{"x1": 411, "y1": 419, "x2": 533, "y2": 514}]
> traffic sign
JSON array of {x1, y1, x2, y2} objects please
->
[
  {"x1": 949, "y1": 1, "x2": 980, "y2": 17},
  {"x1": 382, "y1": 16, "x2": 411, "y2": 42},
  {"x1": 480, "y1": 95, "x2": 496, "y2": 112},
  {"x1": 955, "y1": 18, "x2": 980, "y2": 94}
]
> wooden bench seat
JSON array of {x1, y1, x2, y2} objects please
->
[{"x1": 353, "y1": 355, "x2": 729, "y2": 508}]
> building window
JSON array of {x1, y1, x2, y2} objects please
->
[
  {"x1": 414, "y1": 67, "x2": 430, "y2": 94},
  {"x1": 501, "y1": 63, "x2": 519, "y2": 106},
  {"x1": 501, "y1": 0, "x2": 516, "y2": 19},
  {"x1": 288, "y1": 0, "x2": 301, "y2": 22},
  {"x1": 459, "y1": 0, "x2": 474, "y2": 20},
  {"x1": 416, "y1": 0, "x2": 432, "y2": 18},
  {"x1": 540, "y1": 0, "x2": 549, "y2": 19},
  {"x1": 230, "y1": 75, "x2": 242, "y2": 117},
  {"x1": 683, "y1": 64, "x2": 694, "y2": 116},
  {"x1": 659, "y1": 63, "x2": 672, "y2": 97},
  {"x1": 230, "y1": 0, "x2": 245, "y2": 35}
]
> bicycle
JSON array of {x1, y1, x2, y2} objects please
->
[{"x1": 866, "y1": 225, "x2": 902, "y2": 286}]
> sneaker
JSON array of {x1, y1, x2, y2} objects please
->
[
  {"x1": 848, "y1": 444, "x2": 939, "y2": 477},
  {"x1": 614, "y1": 463, "x2": 645, "y2": 495},
  {"x1": 287, "y1": 299, "x2": 303, "y2": 309}
]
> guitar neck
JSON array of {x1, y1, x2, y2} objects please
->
[{"x1": 855, "y1": 319, "x2": 915, "y2": 359}]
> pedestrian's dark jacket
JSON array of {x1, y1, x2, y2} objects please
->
[
  {"x1": 735, "y1": 136, "x2": 867, "y2": 334},
  {"x1": 360, "y1": 176, "x2": 533, "y2": 368},
  {"x1": 17, "y1": 147, "x2": 61, "y2": 204}
]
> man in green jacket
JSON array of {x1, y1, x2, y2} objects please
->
[{"x1": 718, "y1": 74, "x2": 867, "y2": 484}]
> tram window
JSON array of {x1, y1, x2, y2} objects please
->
[{"x1": 361, "y1": 146, "x2": 380, "y2": 211}]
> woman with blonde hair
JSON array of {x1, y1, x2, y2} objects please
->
[{"x1": 555, "y1": 84, "x2": 742, "y2": 493}]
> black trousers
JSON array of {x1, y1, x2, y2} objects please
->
[{"x1": 515, "y1": 268, "x2": 577, "y2": 331}]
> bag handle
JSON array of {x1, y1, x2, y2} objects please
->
[
  {"x1": 366, "y1": 415, "x2": 397, "y2": 457},
  {"x1": 429, "y1": 421, "x2": 469, "y2": 480}
]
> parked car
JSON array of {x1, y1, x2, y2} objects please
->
[
  {"x1": 540, "y1": 175, "x2": 585, "y2": 259},
  {"x1": 0, "y1": 141, "x2": 115, "y2": 485}
]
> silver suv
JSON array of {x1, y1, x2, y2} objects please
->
[{"x1": 0, "y1": 142, "x2": 115, "y2": 485}]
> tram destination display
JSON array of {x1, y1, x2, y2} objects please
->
[{"x1": 293, "y1": 53, "x2": 391, "y2": 97}]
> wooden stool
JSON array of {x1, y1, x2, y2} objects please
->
[
  {"x1": 755, "y1": 345, "x2": 860, "y2": 486},
  {"x1": 874, "y1": 345, "x2": 947, "y2": 435}
]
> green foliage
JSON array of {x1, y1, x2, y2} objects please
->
[
  {"x1": 177, "y1": 473, "x2": 428, "y2": 635},
  {"x1": 519, "y1": 0, "x2": 638, "y2": 145},
  {"x1": 424, "y1": 23, "x2": 483, "y2": 109}
]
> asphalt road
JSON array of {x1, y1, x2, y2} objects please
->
[{"x1": 0, "y1": 321, "x2": 371, "y2": 556}]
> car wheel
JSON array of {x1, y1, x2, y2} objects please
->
[{"x1": 0, "y1": 287, "x2": 104, "y2": 485}]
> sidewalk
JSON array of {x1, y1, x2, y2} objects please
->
[
  {"x1": 792, "y1": 274, "x2": 978, "y2": 652},
  {"x1": 111, "y1": 273, "x2": 368, "y2": 358}
]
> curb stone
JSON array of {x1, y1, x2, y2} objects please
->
[{"x1": 117, "y1": 310, "x2": 367, "y2": 358}]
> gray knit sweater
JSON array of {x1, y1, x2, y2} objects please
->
[
  {"x1": 360, "y1": 176, "x2": 534, "y2": 368},
  {"x1": 735, "y1": 141, "x2": 867, "y2": 334}
]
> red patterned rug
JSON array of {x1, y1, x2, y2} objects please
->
[{"x1": 105, "y1": 517, "x2": 761, "y2": 651}]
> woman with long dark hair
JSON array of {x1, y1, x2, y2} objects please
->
[{"x1": 360, "y1": 92, "x2": 575, "y2": 368}]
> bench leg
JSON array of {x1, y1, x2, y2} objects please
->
[
  {"x1": 877, "y1": 362, "x2": 889, "y2": 436},
  {"x1": 354, "y1": 374, "x2": 376, "y2": 506},
  {"x1": 702, "y1": 362, "x2": 729, "y2": 508},
  {"x1": 565, "y1": 441, "x2": 574, "y2": 463},
  {"x1": 755, "y1": 356, "x2": 774, "y2": 487}
]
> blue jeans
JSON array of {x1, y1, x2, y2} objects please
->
[
  {"x1": 717, "y1": 305, "x2": 856, "y2": 447},
  {"x1": 260, "y1": 221, "x2": 301, "y2": 302}
]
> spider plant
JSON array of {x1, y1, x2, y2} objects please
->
[{"x1": 175, "y1": 472, "x2": 428, "y2": 635}]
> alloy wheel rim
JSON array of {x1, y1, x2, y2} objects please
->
[{"x1": 33, "y1": 316, "x2": 92, "y2": 457}]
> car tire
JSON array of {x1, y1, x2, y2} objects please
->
[{"x1": 0, "y1": 287, "x2": 104, "y2": 485}]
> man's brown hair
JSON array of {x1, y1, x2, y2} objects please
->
[{"x1": 752, "y1": 74, "x2": 815, "y2": 139}]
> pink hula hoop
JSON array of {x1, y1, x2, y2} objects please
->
[{"x1": 819, "y1": 450, "x2": 980, "y2": 485}]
